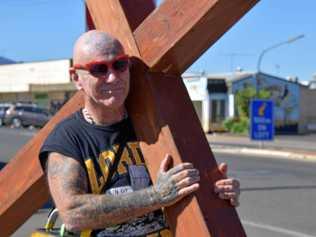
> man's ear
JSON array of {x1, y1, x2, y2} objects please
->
[{"x1": 69, "y1": 68, "x2": 82, "y2": 90}]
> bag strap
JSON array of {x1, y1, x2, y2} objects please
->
[{"x1": 102, "y1": 138, "x2": 127, "y2": 192}]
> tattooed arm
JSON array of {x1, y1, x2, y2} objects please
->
[{"x1": 46, "y1": 152, "x2": 200, "y2": 231}]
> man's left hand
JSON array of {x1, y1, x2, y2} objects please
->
[{"x1": 214, "y1": 163, "x2": 240, "y2": 207}]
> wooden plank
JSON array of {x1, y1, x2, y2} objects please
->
[
  {"x1": 0, "y1": 92, "x2": 84, "y2": 236},
  {"x1": 126, "y1": 61, "x2": 246, "y2": 236},
  {"x1": 0, "y1": 0, "x2": 256, "y2": 235},
  {"x1": 134, "y1": 0, "x2": 259, "y2": 74},
  {"x1": 86, "y1": 0, "x2": 155, "y2": 31},
  {"x1": 86, "y1": 0, "x2": 255, "y2": 235},
  {"x1": 117, "y1": 0, "x2": 156, "y2": 32},
  {"x1": 85, "y1": 0, "x2": 155, "y2": 54},
  {"x1": 0, "y1": 1, "x2": 155, "y2": 235}
]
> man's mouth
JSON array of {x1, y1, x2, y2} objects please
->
[{"x1": 101, "y1": 87, "x2": 124, "y2": 95}]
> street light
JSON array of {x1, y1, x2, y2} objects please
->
[{"x1": 255, "y1": 34, "x2": 305, "y2": 97}]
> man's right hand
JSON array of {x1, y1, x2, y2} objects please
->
[{"x1": 153, "y1": 154, "x2": 200, "y2": 207}]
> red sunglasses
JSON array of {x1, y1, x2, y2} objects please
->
[{"x1": 72, "y1": 54, "x2": 129, "y2": 77}]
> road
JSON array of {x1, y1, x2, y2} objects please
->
[
  {"x1": 216, "y1": 153, "x2": 316, "y2": 237},
  {"x1": 1, "y1": 127, "x2": 315, "y2": 237}
]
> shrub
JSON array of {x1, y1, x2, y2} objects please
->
[{"x1": 223, "y1": 117, "x2": 249, "y2": 134}]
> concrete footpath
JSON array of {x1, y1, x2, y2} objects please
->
[{"x1": 207, "y1": 133, "x2": 316, "y2": 162}]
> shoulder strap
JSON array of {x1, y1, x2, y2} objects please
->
[{"x1": 102, "y1": 139, "x2": 127, "y2": 192}]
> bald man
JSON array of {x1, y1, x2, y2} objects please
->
[{"x1": 39, "y1": 30, "x2": 240, "y2": 237}]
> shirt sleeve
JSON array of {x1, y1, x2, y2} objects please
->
[{"x1": 39, "y1": 123, "x2": 82, "y2": 170}]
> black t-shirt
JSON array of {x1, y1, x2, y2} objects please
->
[{"x1": 40, "y1": 110, "x2": 170, "y2": 237}]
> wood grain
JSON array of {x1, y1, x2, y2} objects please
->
[{"x1": 0, "y1": 0, "x2": 258, "y2": 236}]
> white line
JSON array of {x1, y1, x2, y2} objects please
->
[{"x1": 242, "y1": 220, "x2": 315, "y2": 237}]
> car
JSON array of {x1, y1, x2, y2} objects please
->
[
  {"x1": 3, "y1": 103, "x2": 51, "y2": 128},
  {"x1": 0, "y1": 103, "x2": 12, "y2": 126}
]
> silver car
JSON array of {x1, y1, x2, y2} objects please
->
[{"x1": 3, "y1": 103, "x2": 51, "y2": 128}]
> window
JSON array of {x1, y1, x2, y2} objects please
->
[{"x1": 211, "y1": 99, "x2": 226, "y2": 123}]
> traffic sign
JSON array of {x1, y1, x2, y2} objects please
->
[{"x1": 250, "y1": 99, "x2": 274, "y2": 141}]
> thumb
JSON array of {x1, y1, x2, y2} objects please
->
[
  {"x1": 159, "y1": 154, "x2": 172, "y2": 173},
  {"x1": 218, "y1": 162, "x2": 228, "y2": 178}
]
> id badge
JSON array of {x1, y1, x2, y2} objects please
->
[{"x1": 128, "y1": 165, "x2": 151, "y2": 191}]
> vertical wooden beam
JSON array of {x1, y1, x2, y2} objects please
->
[
  {"x1": 126, "y1": 61, "x2": 246, "y2": 236},
  {"x1": 86, "y1": 0, "x2": 258, "y2": 235}
]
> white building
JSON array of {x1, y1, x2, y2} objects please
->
[
  {"x1": 0, "y1": 59, "x2": 75, "y2": 107},
  {"x1": 183, "y1": 72, "x2": 232, "y2": 132}
]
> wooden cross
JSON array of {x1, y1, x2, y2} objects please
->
[{"x1": 0, "y1": 0, "x2": 258, "y2": 236}]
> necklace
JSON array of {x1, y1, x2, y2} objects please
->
[
  {"x1": 82, "y1": 107, "x2": 95, "y2": 124},
  {"x1": 82, "y1": 107, "x2": 128, "y2": 125}
]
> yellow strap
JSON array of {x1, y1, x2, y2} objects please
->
[{"x1": 80, "y1": 229, "x2": 92, "y2": 237}]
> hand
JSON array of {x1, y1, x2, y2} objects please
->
[
  {"x1": 153, "y1": 154, "x2": 200, "y2": 207},
  {"x1": 214, "y1": 163, "x2": 240, "y2": 207}
]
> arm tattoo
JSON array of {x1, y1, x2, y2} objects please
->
[
  {"x1": 46, "y1": 153, "x2": 164, "y2": 231},
  {"x1": 154, "y1": 171, "x2": 178, "y2": 205}
]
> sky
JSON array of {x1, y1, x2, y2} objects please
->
[{"x1": 0, "y1": 0, "x2": 315, "y2": 81}]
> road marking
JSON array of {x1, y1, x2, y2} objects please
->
[
  {"x1": 242, "y1": 220, "x2": 315, "y2": 237},
  {"x1": 212, "y1": 147, "x2": 316, "y2": 162}
]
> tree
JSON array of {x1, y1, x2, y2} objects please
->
[{"x1": 223, "y1": 86, "x2": 271, "y2": 134}]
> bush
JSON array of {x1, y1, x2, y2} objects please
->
[
  {"x1": 223, "y1": 117, "x2": 235, "y2": 131},
  {"x1": 223, "y1": 117, "x2": 249, "y2": 134}
]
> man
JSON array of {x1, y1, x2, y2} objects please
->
[{"x1": 40, "y1": 30, "x2": 240, "y2": 237}]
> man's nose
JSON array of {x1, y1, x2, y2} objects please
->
[{"x1": 103, "y1": 69, "x2": 119, "y2": 83}]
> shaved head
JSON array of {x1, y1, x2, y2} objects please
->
[{"x1": 73, "y1": 30, "x2": 124, "y2": 64}]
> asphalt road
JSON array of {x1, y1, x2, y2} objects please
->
[
  {"x1": 216, "y1": 153, "x2": 316, "y2": 237},
  {"x1": 1, "y1": 127, "x2": 316, "y2": 237}
]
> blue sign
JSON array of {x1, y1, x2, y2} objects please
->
[{"x1": 250, "y1": 99, "x2": 274, "y2": 141}]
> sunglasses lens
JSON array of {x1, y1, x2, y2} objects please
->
[
  {"x1": 90, "y1": 64, "x2": 108, "y2": 76},
  {"x1": 113, "y1": 59, "x2": 129, "y2": 72}
]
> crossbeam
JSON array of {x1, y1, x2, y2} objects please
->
[{"x1": 0, "y1": 0, "x2": 259, "y2": 236}]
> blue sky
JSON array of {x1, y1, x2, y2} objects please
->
[{"x1": 0, "y1": 0, "x2": 315, "y2": 81}]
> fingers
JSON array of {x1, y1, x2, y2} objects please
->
[
  {"x1": 178, "y1": 183, "x2": 200, "y2": 196},
  {"x1": 215, "y1": 178, "x2": 240, "y2": 207},
  {"x1": 175, "y1": 172, "x2": 200, "y2": 190},
  {"x1": 171, "y1": 166, "x2": 200, "y2": 193},
  {"x1": 218, "y1": 162, "x2": 228, "y2": 178},
  {"x1": 215, "y1": 178, "x2": 240, "y2": 190},
  {"x1": 230, "y1": 197, "x2": 240, "y2": 207},
  {"x1": 168, "y1": 162, "x2": 194, "y2": 175},
  {"x1": 159, "y1": 154, "x2": 193, "y2": 174},
  {"x1": 172, "y1": 168, "x2": 199, "y2": 182},
  {"x1": 218, "y1": 192, "x2": 240, "y2": 207}
]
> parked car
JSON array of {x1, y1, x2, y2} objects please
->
[
  {"x1": 0, "y1": 103, "x2": 12, "y2": 126},
  {"x1": 3, "y1": 103, "x2": 51, "y2": 128}
]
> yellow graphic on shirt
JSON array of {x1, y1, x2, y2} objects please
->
[
  {"x1": 84, "y1": 159, "x2": 105, "y2": 194},
  {"x1": 84, "y1": 142, "x2": 144, "y2": 194},
  {"x1": 83, "y1": 141, "x2": 172, "y2": 237}
]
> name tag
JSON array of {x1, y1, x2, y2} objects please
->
[{"x1": 106, "y1": 185, "x2": 133, "y2": 196}]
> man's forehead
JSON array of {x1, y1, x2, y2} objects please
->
[{"x1": 74, "y1": 30, "x2": 124, "y2": 62}]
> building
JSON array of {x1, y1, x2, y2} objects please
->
[
  {"x1": 0, "y1": 59, "x2": 75, "y2": 110},
  {"x1": 184, "y1": 71, "x2": 316, "y2": 134},
  {"x1": 183, "y1": 72, "x2": 229, "y2": 132},
  {"x1": 1, "y1": 59, "x2": 316, "y2": 133}
]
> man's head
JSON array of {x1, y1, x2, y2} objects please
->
[{"x1": 70, "y1": 30, "x2": 130, "y2": 110}]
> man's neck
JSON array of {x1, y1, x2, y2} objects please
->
[{"x1": 83, "y1": 102, "x2": 126, "y2": 126}]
